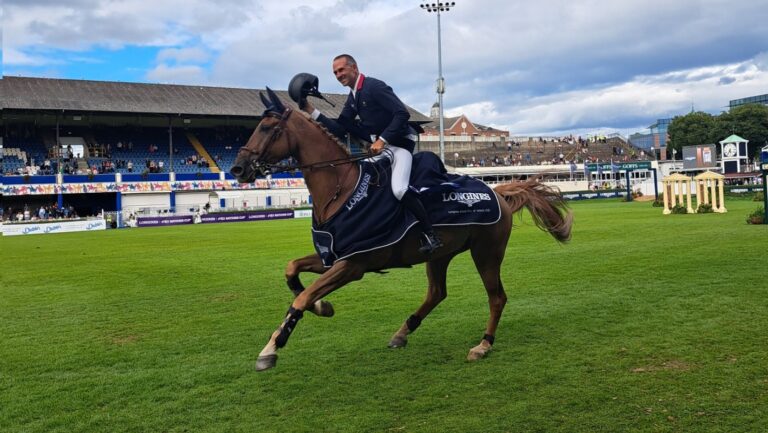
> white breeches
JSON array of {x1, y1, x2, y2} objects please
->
[{"x1": 366, "y1": 145, "x2": 411, "y2": 200}]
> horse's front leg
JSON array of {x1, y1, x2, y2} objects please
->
[
  {"x1": 257, "y1": 260, "x2": 365, "y2": 371},
  {"x1": 286, "y1": 253, "x2": 335, "y2": 317}
]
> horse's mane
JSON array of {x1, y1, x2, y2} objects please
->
[{"x1": 302, "y1": 114, "x2": 352, "y2": 157}]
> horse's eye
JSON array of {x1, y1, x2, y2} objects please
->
[{"x1": 260, "y1": 125, "x2": 271, "y2": 132}]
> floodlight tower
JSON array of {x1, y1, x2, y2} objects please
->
[{"x1": 420, "y1": 1, "x2": 455, "y2": 163}]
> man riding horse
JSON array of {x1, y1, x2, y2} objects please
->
[
  {"x1": 230, "y1": 66, "x2": 572, "y2": 372},
  {"x1": 294, "y1": 54, "x2": 443, "y2": 255}
]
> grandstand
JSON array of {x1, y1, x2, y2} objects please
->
[
  {"x1": 0, "y1": 76, "x2": 430, "y2": 177},
  {"x1": 446, "y1": 134, "x2": 652, "y2": 168},
  {"x1": 1, "y1": 76, "x2": 661, "y2": 223},
  {"x1": 0, "y1": 76, "x2": 432, "y2": 219}
]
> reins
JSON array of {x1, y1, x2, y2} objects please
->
[
  {"x1": 239, "y1": 105, "x2": 391, "y2": 222},
  {"x1": 240, "y1": 107, "x2": 371, "y2": 176}
]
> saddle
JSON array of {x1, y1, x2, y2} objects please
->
[{"x1": 311, "y1": 152, "x2": 501, "y2": 267}]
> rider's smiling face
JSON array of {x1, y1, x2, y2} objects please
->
[{"x1": 333, "y1": 58, "x2": 359, "y2": 88}]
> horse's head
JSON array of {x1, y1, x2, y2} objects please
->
[{"x1": 230, "y1": 88, "x2": 295, "y2": 183}]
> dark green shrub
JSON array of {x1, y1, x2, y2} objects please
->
[
  {"x1": 746, "y1": 206, "x2": 765, "y2": 224},
  {"x1": 671, "y1": 204, "x2": 688, "y2": 214}
]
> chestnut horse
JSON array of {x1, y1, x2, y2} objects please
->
[{"x1": 230, "y1": 89, "x2": 572, "y2": 371}]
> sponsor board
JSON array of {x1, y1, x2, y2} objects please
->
[
  {"x1": 137, "y1": 216, "x2": 194, "y2": 227},
  {"x1": 136, "y1": 210, "x2": 295, "y2": 227},
  {"x1": 1, "y1": 219, "x2": 107, "y2": 236},
  {"x1": 587, "y1": 161, "x2": 652, "y2": 171},
  {"x1": 561, "y1": 191, "x2": 627, "y2": 200},
  {"x1": 294, "y1": 209, "x2": 313, "y2": 218}
]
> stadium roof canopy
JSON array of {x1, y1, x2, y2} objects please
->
[{"x1": 0, "y1": 76, "x2": 430, "y2": 123}]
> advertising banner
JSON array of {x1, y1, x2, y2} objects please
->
[
  {"x1": 294, "y1": 209, "x2": 313, "y2": 218},
  {"x1": 562, "y1": 191, "x2": 625, "y2": 200},
  {"x1": 1, "y1": 219, "x2": 107, "y2": 236},
  {"x1": 135, "y1": 210, "x2": 295, "y2": 227},
  {"x1": 200, "y1": 210, "x2": 294, "y2": 223},
  {"x1": 587, "y1": 161, "x2": 651, "y2": 171},
  {"x1": 683, "y1": 144, "x2": 717, "y2": 170},
  {"x1": 137, "y1": 215, "x2": 194, "y2": 227}
]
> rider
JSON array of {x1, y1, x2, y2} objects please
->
[{"x1": 299, "y1": 54, "x2": 443, "y2": 254}]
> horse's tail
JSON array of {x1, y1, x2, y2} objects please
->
[{"x1": 494, "y1": 177, "x2": 573, "y2": 243}]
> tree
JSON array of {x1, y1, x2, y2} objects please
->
[
  {"x1": 667, "y1": 111, "x2": 717, "y2": 154},
  {"x1": 712, "y1": 104, "x2": 768, "y2": 158}
]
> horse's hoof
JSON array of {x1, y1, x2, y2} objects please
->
[
  {"x1": 255, "y1": 354, "x2": 278, "y2": 371},
  {"x1": 467, "y1": 344, "x2": 491, "y2": 361},
  {"x1": 313, "y1": 300, "x2": 335, "y2": 318},
  {"x1": 388, "y1": 335, "x2": 408, "y2": 348}
]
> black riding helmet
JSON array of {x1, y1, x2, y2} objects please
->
[{"x1": 288, "y1": 72, "x2": 320, "y2": 103}]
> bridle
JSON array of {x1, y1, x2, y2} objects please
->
[
  {"x1": 239, "y1": 107, "x2": 371, "y2": 177},
  {"x1": 238, "y1": 108, "x2": 295, "y2": 177},
  {"x1": 237, "y1": 106, "x2": 388, "y2": 220}
]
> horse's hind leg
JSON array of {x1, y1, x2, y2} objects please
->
[
  {"x1": 388, "y1": 254, "x2": 455, "y2": 348},
  {"x1": 466, "y1": 241, "x2": 508, "y2": 361},
  {"x1": 285, "y1": 253, "x2": 334, "y2": 317}
]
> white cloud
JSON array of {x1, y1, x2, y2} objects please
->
[
  {"x1": 156, "y1": 47, "x2": 211, "y2": 65},
  {"x1": 2, "y1": 47, "x2": 58, "y2": 67},
  {"x1": 465, "y1": 54, "x2": 768, "y2": 135},
  {"x1": 146, "y1": 64, "x2": 207, "y2": 84},
  {"x1": 5, "y1": 0, "x2": 768, "y2": 136}
]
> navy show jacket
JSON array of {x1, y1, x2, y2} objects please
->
[{"x1": 317, "y1": 74, "x2": 415, "y2": 152}]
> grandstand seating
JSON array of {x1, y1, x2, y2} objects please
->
[
  {"x1": 3, "y1": 124, "x2": 253, "y2": 176},
  {"x1": 3, "y1": 148, "x2": 28, "y2": 174},
  {"x1": 2, "y1": 134, "x2": 55, "y2": 174},
  {"x1": 448, "y1": 136, "x2": 651, "y2": 168},
  {"x1": 188, "y1": 127, "x2": 250, "y2": 174},
  {"x1": 3, "y1": 122, "x2": 652, "y2": 176},
  {"x1": 87, "y1": 126, "x2": 228, "y2": 174}
]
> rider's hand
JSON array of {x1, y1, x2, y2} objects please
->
[
  {"x1": 300, "y1": 99, "x2": 315, "y2": 114},
  {"x1": 369, "y1": 139, "x2": 385, "y2": 154}
]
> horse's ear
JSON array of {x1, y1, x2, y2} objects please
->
[
  {"x1": 266, "y1": 87, "x2": 285, "y2": 112},
  {"x1": 259, "y1": 92, "x2": 271, "y2": 110}
]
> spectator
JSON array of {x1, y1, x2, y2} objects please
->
[{"x1": 569, "y1": 160, "x2": 577, "y2": 180}]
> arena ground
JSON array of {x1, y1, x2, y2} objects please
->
[{"x1": 2, "y1": 198, "x2": 766, "y2": 433}]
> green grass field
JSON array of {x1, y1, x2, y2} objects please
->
[{"x1": 2, "y1": 198, "x2": 766, "y2": 433}]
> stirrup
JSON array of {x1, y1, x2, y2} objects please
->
[{"x1": 418, "y1": 232, "x2": 443, "y2": 254}]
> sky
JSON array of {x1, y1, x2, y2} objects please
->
[{"x1": 4, "y1": 0, "x2": 768, "y2": 137}]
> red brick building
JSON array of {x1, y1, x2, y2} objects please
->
[{"x1": 419, "y1": 102, "x2": 509, "y2": 153}]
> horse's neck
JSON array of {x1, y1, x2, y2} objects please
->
[{"x1": 293, "y1": 124, "x2": 358, "y2": 223}]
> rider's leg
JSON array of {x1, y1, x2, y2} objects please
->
[{"x1": 388, "y1": 146, "x2": 443, "y2": 254}]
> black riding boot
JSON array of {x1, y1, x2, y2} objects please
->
[{"x1": 400, "y1": 190, "x2": 443, "y2": 254}]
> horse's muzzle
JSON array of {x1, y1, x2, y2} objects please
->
[
  {"x1": 229, "y1": 163, "x2": 248, "y2": 182},
  {"x1": 230, "y1": 160, "x2": 270, "y2": 183}
]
